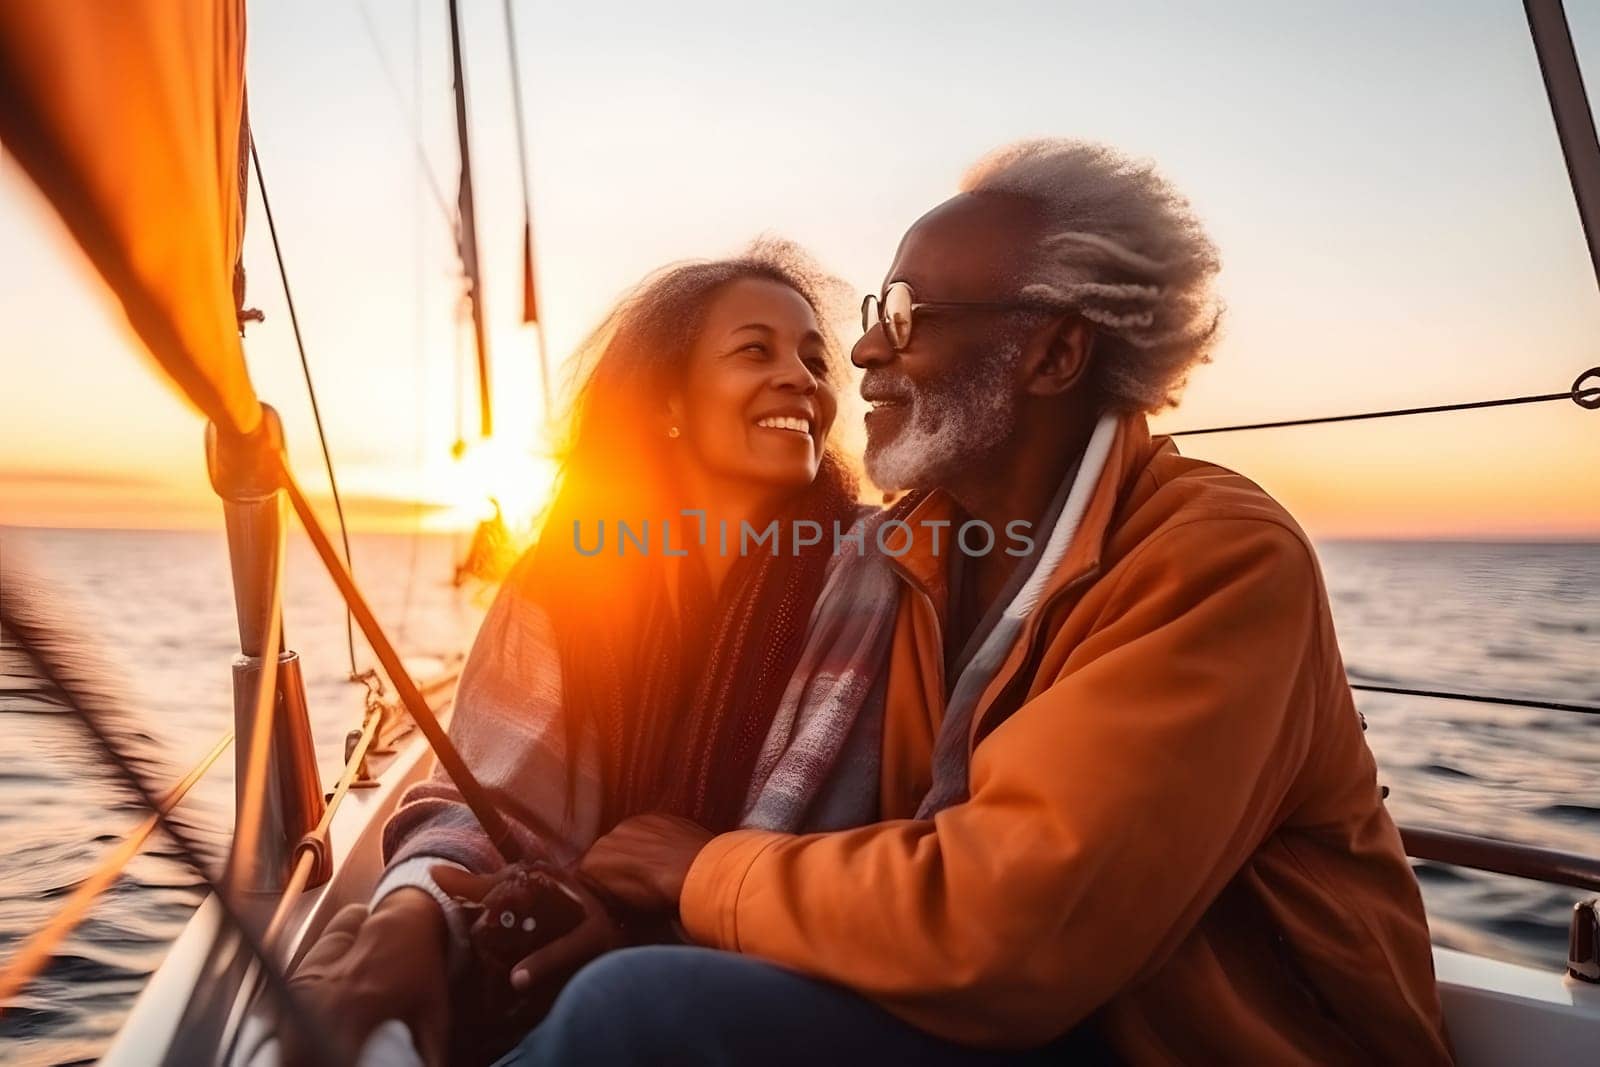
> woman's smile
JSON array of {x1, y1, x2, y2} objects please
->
[
  {"x1": 673, "y1": 276, "x2": 838, "y2": 493},
  {"x1": 753, "y1": 411, "x2": 815, "y2": 437}
]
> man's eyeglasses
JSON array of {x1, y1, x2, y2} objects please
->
[{"x1": 860, "y1": 281, "x2": 1056, "y2": 351}]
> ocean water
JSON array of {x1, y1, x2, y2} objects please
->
[{"x1": 0, "y1": 527, "x2": 1597, "y2": 1065}]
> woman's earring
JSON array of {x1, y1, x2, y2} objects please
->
[{"x1": 667, "y1": 425, "x2": 681, "y2": 439}]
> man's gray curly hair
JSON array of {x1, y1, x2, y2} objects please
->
[{"x1": 961, "y1": 139, "x2": 1223, "y2": 413}]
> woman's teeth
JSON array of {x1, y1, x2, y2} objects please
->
[{"x1": 756, "y1": 416, "x2": 811, "y2": 435}]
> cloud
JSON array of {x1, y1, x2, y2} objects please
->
[
  {"x1": 309, "y1": 492, "x2": 453, "y2": 526},
  {"x1": 0, "y1": 467, "x2": 169, "y2": 490}
]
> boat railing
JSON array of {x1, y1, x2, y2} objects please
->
[{"x1": 1401, "y1": 826, "x2": 1600, "y2": 894}]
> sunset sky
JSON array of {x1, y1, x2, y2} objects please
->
[{"x1": 2, "y1": 0, "x2": 1598, "y2": 538}]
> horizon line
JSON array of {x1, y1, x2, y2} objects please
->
[{"x1": 3, "y1": 520, "x2": 1597, "y2": 547}]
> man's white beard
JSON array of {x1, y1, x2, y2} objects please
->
[{"x1": 865, "y1": 341, "x2": 1023, "y2": 493}]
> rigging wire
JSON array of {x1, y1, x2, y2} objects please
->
[
  {"x1": 1170, "y1": 370, "x2": 1600, "y2": 437},
  {"x1": 249, "y1": 140, "x2": 361, "y2": 679},
  {"x1": 397, "y1": 0, "x2": 426, "y2": 644},
  {"x1": 352, "y1": 0, "x2": 454, "y2": 229}
]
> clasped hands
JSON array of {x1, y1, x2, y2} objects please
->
[
  {"x1": 456, "y1": 811, "x2": 715, "y2": 990},
  {"x1": 281, "y1": 814, "x2": 713, "y2": 1066}
]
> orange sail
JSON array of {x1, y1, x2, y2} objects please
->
[{"x1": 0, "y1": 1, "x2": 260, "y2": 436}]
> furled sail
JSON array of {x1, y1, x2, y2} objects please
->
[{"x1": 0, "y1": 0, "x2": 260, "y2": 436}]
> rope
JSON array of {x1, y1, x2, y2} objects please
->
[
  {"x1": 250, "y1": 140, "x2": 360, "y2": 679},
  {"x1": 1352, "y1": 681, "x2": 1599, "y2": 717},
  {"x1": 261, "y1": 695, "x2": 385, "y2": 951},
  {"x1": 1169, "y1": 367, "x2": 1600, "y2": 437}
]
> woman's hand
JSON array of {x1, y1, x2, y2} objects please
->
[
  {"x1": 436, "y1": 863, "x2": 625, "y2": 1017},
  {"x1": 280, "y1": 890, "x2": 452, "y2": 1066},
  {"x1": 578, "y1": 813, "x2": 715, "y2": 915},
  {"x1": 510, "y1": 875, "x2": 624, "y2": 994}
]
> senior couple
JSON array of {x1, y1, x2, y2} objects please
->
[{"x1": 292, "y1": 140, "x2": 1453, "y2": 1065}]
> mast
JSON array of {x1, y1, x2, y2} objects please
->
[
  {"x1": 206, "y1": 409, "x2": 325, "y2": 894},
  {"x1": 1525, "y1": 0, "x2": 1600, "y2": 292},
  {"x1": 503, "y1": 0, "x2": 552, "y2": 404},
  {"x1": 448, "y1": 0, "x2": 493, "y2": 440}
]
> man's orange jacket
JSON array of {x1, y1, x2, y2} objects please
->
[{"x1": 680, "y1": 412, "x2": 1452, "y2": 1064}]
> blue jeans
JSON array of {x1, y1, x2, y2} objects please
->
[{"x1": 494, "y1": 945, "x2": 1083, "y2": 1066}]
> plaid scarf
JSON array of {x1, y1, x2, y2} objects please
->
[
  {"x1": 739, "y1": 499, "x2": 907, "y2": 831},
  {"x1": 741, "y1": 413, "x2": 1119, "y2": 830},
  {"x1": 661, "y1": 457, "x2": 861, "y2": 830}
]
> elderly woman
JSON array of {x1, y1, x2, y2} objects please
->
[{"x1": 287, "y1": 238, "x2": 862, "y2": 1064}]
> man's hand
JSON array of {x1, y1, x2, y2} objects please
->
[
  {"x1": 279, "y1": 889, "x2": 452, "y2": 1067},
  {"x1": 578, "y1": 813, "x2": 715, "y2": 915}
]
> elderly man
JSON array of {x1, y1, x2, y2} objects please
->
[{"x1": 532, "y1": 140, "x2": 1453, "y2": 1065}]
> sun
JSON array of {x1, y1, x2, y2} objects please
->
[{"x1": 436, "y1": 439, "x2": 559, "y2": 535}]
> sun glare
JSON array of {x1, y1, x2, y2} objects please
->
[{"x1": 434, "y1": 439, "x2": 559, "y2": 535}]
